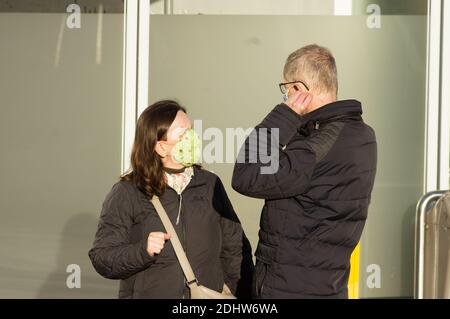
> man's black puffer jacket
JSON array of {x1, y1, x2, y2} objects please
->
[
  {"x1": 232, "y1": 100, "x2": 377, "y2": 299},
  {"x1": 89, "y1": 167, "x2": 253, "y2": 298}
]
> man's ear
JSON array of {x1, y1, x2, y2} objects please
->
[
  {"x1": 154, "y1": 142, "x2": 166, "y2": 158},
  {"x1": 294, "y1": 84, "x2": 308, "y2": 93}
]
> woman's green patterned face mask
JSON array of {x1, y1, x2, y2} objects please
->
[{"x1": 172, "y1": 129, "x2": 202, "y2": 167}]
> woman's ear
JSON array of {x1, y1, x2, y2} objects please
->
[{"x1": 154, "y1": 142, "x2": 166, "y2": 158}]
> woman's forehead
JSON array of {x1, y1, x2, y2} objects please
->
[
  {"x1": 172, "y1": 112, "x2": 191, "y2": 128},
  {"x1": 167, "y1": 112, "x2": 191, "y2": 138}
]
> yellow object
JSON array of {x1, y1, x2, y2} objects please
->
[{"x1": 348, "y1": 242, "x2": 360, "y2": 299}]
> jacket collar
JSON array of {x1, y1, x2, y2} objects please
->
[
  {"x1": 190, "y1": 166, "x2": 208, "y2": 187},
  {"x1": 298, "y1": 99, "x2": 362, "y2": 136},
  {"x1": 172, "y1": 165, "x2": 207, "y2": 190},
  {"x1": 303, "y1": 99, "x2": 362, "y2": 123}
]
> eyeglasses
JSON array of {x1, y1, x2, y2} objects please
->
[{"x1": 278, "y1": 81, "x2": 310, "y2": 94}]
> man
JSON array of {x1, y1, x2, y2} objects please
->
[{"x1": 232, "y1": 44, "x2": 377, "y2": 299}]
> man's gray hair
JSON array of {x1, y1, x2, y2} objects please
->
[{"x1": 283, "y1": 44, "x2": 338, "y2": 97}]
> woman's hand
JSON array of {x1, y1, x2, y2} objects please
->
[{"x1": 147, "y1": 232, "x2": 171, "y2": 256}]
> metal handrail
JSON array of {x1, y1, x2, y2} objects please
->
[{"x1": 414, "y1": 190, "x2": 448, "y2": 299}]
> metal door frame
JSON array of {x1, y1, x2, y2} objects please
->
[
  {"x1": 121, "y1": 0, "x2": 150, "y2": 173},
  {"x1": 425, "y1": 0, "x2": 450, "y2": 193}
]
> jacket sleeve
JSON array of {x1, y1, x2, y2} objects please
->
[
  {"x1": 232, "y1": 103, "x2": 316, "y2": 200},
  {"x1": 88, "y1": 182, "x2": 156, "y2": 280},
  {"x1": 213, "y1": 178, "x2": 254, "y2": 299}
]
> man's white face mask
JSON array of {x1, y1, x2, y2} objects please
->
[
  {"x1": 283, "y1": 90, "x2": 289, "y2": 103},
  {"x1": 282, "y1": 86, "x2": 297, "y2": 103}
]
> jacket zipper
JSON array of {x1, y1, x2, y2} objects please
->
[
  {"x1": 176, "y1": 194, "x2": 182, "y2": 225},
  {"x1": 178, "y1": 193, "x2": 187, "y2": 252},
  {"x1": 165, "y1": 186, "x2": 191, "y2": 298},
  {"x1": 178, "y1": 193, "x2": 189, "y2": 298}
]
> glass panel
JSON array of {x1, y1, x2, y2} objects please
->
[
  {"x1": 149, "y1": 0, "x2": 427, "y2": 298},
  {"x1": 0, "y1": 2, "x2": 124, "y2": 298},
  {"x1": 149, "y1": 0, "x2": 426, "y2": 15}
]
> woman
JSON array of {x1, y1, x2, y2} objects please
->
[{"x1": 89, "y1": 100, "x2": 253, "y2": 298}]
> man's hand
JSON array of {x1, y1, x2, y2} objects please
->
[
  {"x1": 147, "y1": 232, "x2": 171, "y2": 257},
  {"x1": 286, "y1": 90, "x2": 313, "y2": 115}
]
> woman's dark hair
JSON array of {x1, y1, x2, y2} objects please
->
[{"x1": 121, "y1": 100, "x2": 186, "y2": 197}]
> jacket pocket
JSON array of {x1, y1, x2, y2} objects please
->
[{"x1": 253, "y1": 261, "x2": 268, "y2": 299}]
